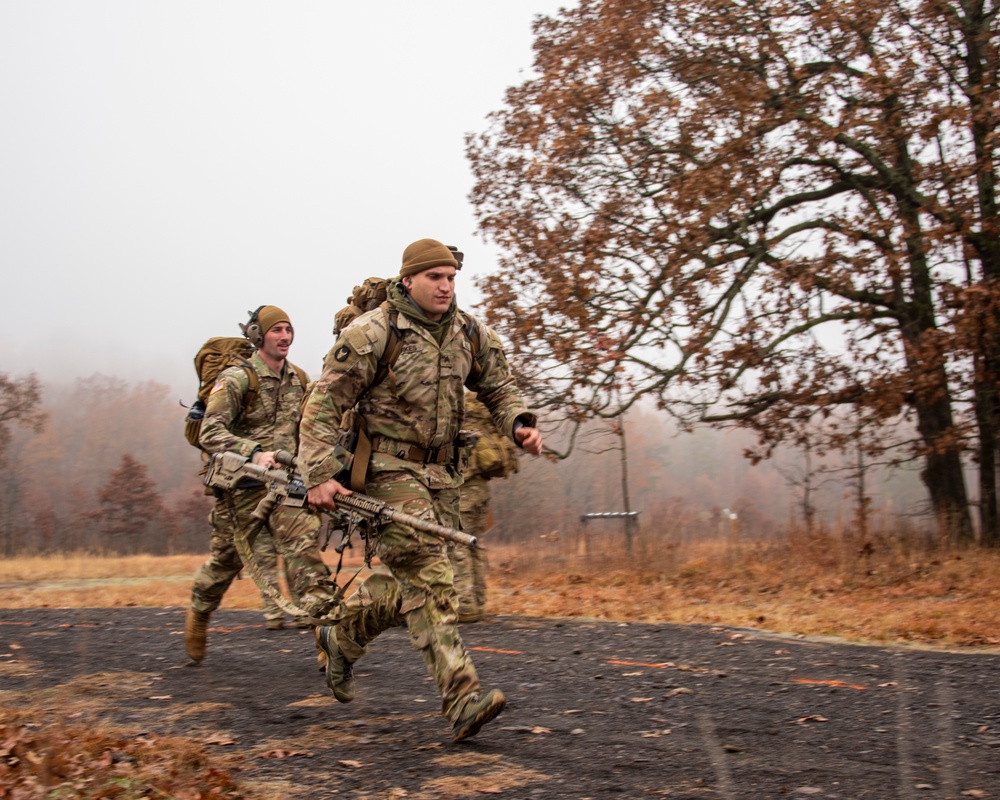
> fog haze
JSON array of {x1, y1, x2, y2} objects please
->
[{"x1": 1, "y1": 1, "x2": 568, "y2": 396}]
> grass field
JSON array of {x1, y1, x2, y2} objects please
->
[{"x1": 2, "y1": 532, "x2": 998, "y2": 651}]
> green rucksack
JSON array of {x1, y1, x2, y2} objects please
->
[
  {"x1": 183, "y1": 337, "x2": 310, "y2": 449},
  {"x1": 183, "y1": 337, "x2": 259, "y2": 449},
  {"x1": 471, "y1": 427, "x2": 520, "y2": 480}
]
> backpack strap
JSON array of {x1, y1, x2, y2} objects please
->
[
  {"x1": 461, "y1": 312, "x2": 485, "y2": 389},
  {"x1": 368, "y1": 304, "x2": 404, "y2": 398},
  {"x1": 290, "y1": 363, "x2": 309, "y2": 390},
  {"x1": 239, "y1": 360, "x2": 261, "y2": 414}
]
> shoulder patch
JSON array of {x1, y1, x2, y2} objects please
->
[
  {"x1": 333, "y1": 344, "x2": 351, "y2": 363},
  {"x1": 210, "y1": 380, "x2": 225, "y2": 395}
]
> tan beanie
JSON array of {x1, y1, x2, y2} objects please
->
[
  {"x1": 257, "y1": 305, "x2": 291, "y2": 335},
  {"x1": 400, "y1": 238, "x2": 460, "y2": 277}
]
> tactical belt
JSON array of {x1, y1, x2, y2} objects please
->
[{"x1": 370, "y1": 435, "x2": 455, "y2": 465}]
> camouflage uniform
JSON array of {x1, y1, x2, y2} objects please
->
[
  {"x1": 299, "y1": 277, "x2": 535, "y2": 723},
  {"x1": 450, "y1": 393, "x2": 509, "y2": 620},
  {"x1": 252, "y1": 532, "x2": 298, "y2": 628},
  {"x1": 191, "y1": 352, "x2": 339, "y2": 621}
]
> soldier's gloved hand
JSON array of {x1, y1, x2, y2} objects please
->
[
  {"x1": 307, "y1": 478, "x2": 352, "y2": 511},
  {"x1": 253, "y1": 450, "x2": 278, "y2": 468}
]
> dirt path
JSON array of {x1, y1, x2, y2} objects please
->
[{"x1": 2, "y1": 608, "x2": 998, "y2": 799}]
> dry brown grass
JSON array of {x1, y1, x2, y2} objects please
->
[
  {"x1": 487, "y1": 532, "x2": 1000, "y2": 651},
  {"x1": 2, "y1": 533, "x2": 998, "y2": 651}
]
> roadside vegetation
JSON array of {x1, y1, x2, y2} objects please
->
[{"x1": 3, "y1": 532, "x2": 997, "y2": 650}]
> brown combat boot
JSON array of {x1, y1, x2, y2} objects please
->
[
  {"x1": 316, "y1": 625, "x2": 355, "y2": 702},
  {"x1": 185, "y1": 607, "x2": 210, "y2": 663},
  {"x1": 451, "y1": 689, "x2": 507, "y2": 743}
]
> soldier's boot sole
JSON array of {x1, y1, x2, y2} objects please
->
[
  {"x1": 185, "y1": 607, "x2": 210, "y2": 663},
  {"x1": 451, "y1": 689, "x2": 507, "y2": 743}
]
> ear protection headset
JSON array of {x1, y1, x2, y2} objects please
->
[{"x1": 239, "y1": 305, "x2": 266, "y2": 348}]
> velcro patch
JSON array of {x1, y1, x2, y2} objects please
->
[{"x1": 210, "y1": 380, "x2": 225, "y2": 394}]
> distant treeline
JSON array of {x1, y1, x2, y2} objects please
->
[{"x1": 0, "y1": 374, "x2": 928, "y2": 557}]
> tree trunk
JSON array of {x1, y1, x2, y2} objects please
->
[{"x1": 913, "y1": 386, "x2": 974, "y2": 545}]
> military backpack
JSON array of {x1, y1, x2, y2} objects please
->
[{"x1": 182, "y1": 337, "x2": 307, "y2": 450}]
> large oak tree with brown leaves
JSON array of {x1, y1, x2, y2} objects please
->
[{"x1": 468, "y1": 0, "x2": 999, "y2": 545}]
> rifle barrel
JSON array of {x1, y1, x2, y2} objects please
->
[{"x1": 337, "y1": 493, "x2": 477, "y2": 548}]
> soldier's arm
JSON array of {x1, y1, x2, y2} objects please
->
[
  {"x1": 469, "y1": 322, "x2": 539, "y2": 446},
  {"x1": 198, "y1": 368, "x2": 260, "y2": 458},
  {"x1": 298, "y1": 317, "x2": 382, "y2": 489}
]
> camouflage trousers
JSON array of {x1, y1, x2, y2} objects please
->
[
  {"x1": 331, "y1": 469, "x2": 482, "y2": 722},
  {"x1": 449, "y1": 476, "x2": 491, "y2": 619},
  {"x1": 253, "y1": 532, "x2": 298, "y2": 625},
  {"x1": 190, "y1": 487, "x2": 339, "y2": 620}
]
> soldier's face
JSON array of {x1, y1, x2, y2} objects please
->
[
  {"x1": 405, "y1": 266, "x2": 456, "y2": 321},
  {"x1": 261, "y1": 322, "x2": 293, "y2": 363}
]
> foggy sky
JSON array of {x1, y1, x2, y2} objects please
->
[{"x1": 1, "y1": 1, "x2": 571, "y2": 399}]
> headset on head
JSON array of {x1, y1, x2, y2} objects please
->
[{"x1": 239, "y1": 305, "x2": 266, "y2": 348}]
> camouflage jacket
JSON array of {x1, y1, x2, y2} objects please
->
[
  {"x1": 199, "y1": 352, "x2": 310, "y2": 458},
  {"x1": 299, "y1": 284, "x2": 536, "y2": 491}
]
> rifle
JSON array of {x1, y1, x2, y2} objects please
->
[
  {"x1": 203, "y1": 450, "x2": 478, "y2": 548},
  {"x1": 202, "y1": 450, "x2": 477, "y2": 625}
]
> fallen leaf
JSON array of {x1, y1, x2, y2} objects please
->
[
  {"x1": 148, "y1": 695, "x2": 172, "y2": 700},
  {"x1": 791, "y1": 679, "x2": 866, "y2": 691},
  {"x1": 259, "y1": 749, "x2": 312, "y2": 759},
  {"x1": 530, "y1": 726, "x2": 553, "y2": 734},
  {"x1": 202, "y1": 735, "x2": 236, "y2": 745},
  {"x1": 338, "y1": 759, "x2": 364, "y2": 769},
  {"x1": 630, "y1": 697, "x2": 654, "y2": 703},
  {"x1": 793, "y1": 715, "x2": 828, "y2": 724}
]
